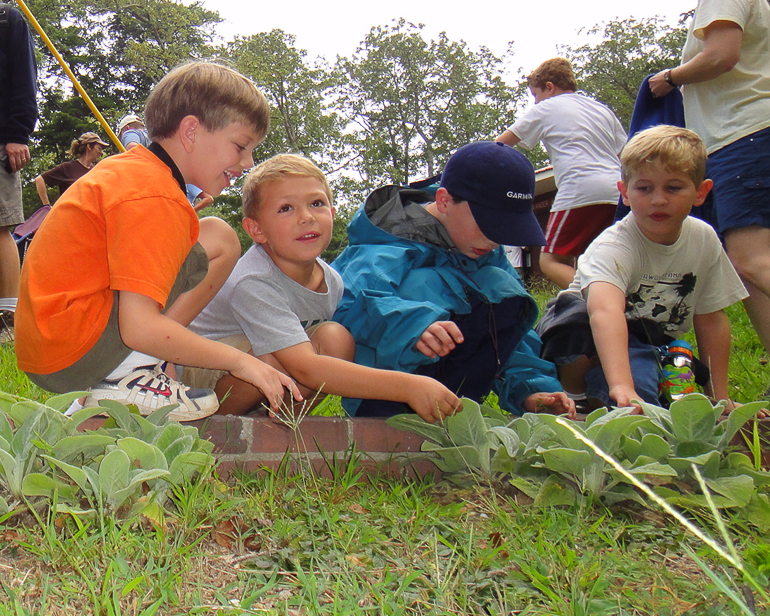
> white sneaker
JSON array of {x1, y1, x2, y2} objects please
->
[{"x1": 83, "y1": 363, "x2": 219, "y2": 422}]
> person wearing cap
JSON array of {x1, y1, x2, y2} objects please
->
[
  {"x1": 332, "y1": 141, "x2": 576, "y2": 419},
  {"x1": 117, "y1": 114, "x2": 151, "y2": 150},
  {"x1": 34, "y1": 132, "x2": 108, "y2": 205}
]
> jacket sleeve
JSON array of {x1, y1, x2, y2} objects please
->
[
  {"x1": 4, "y1": 10, "x2": 38, "y2": 144},
  {"x1": 492, "y1": 326, "x2": 563, "y2": 414},
  {"x1": 333, "y1": 245, "x2": 456, "y2": 372}
]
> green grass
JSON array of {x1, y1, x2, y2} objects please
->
[{"x1": 1, "y1": 289, "x2": 770, "y2": 614}]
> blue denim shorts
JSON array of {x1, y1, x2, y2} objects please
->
[{"x1": 708, "y1": 125, "x2": 770, "y2": 234}]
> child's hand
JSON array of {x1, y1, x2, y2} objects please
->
[
  {"x1": 407, "y1": 376, "x2": 462, "y2": 423},
  {"x1": 523, "y1": 392, "x2": 577, "y2": 419},
  {"x1": 414, "y1": 321, "x2": 463, "y2": 359},
  {"x1": 232, "y1": 357, "x2": 302, "y2": 412},
  {"x1": 609, "y1": 384, "x2": 643, "y2": 415}
]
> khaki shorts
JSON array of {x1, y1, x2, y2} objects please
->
[
  {"x1": 0, "y1": 144, "x2": 24, "y2": 227},
  {"x1": 180, "y1": 322, "x2": 326, "y2": 390},
  {"x1": 27, "y1": 242, "x2": 209, "y2": 393}
]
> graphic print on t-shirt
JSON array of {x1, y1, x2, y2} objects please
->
[{"x1": 625, "y1": 272, "x2": 697, "y2": 333}]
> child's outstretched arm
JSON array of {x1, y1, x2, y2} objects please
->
[
  {"x1": 693, "y1": 310, "x2": 732, "y2": 405},
  {"x1": 118, "y1": 291, "x2": 301, "y2": 411},
  {"x1": 586, "y1": 281, "x2": 642, "y2": 411},
  {"x1": 272, "y1": 341, "x2": 461, "y2": 423}
]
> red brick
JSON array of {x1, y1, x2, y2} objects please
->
[
  {"x1": 192, "y1": 416, "x2": 249, "y2": 454},
  {"x1": 352, "y1": 417, "x2": 429, "y2": 453},
  {"x1": 249, "y1": 416, "x2": 349, "y2": 453}
]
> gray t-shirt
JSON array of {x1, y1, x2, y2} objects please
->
[
  {"x1": 565, "y1": 214, "x2": 747, "y2": 338},
  {"x1": 191, "y1": 244, "x2": 344, "y2": 356}
]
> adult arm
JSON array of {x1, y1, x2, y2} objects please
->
[
  {"x1": 649, "y1": 21, "x2": 743, "y2": 97},
  {"x1": 34, "y1": 175, "x2": 50, "y2": 205},
  {"x1": 270, "y1": 342, "x2": 460, "y2": 423},
  {"x1": 118, "y1": 290, "x2": 301, "y2": 411},
  {"x1": 4, "y1": 143, "x2": 30, "y2": 173},
  {"x1": 586, "y1": 281, "x2": 641, "y2": 410},
  {"x1": 495, "y1": 130, "x2": 521, "y2": 147},
  {"x1": 693, "y1": 309, "x2": 731, "y2": 404}
]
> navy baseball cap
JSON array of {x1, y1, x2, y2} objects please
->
[{"x1": 440, "y1": 141, "x2": 546, "y2": 246}]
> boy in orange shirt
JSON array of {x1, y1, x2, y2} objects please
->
[{"x1": 15, "y1": 61, "x2": 300, "y2": 420}]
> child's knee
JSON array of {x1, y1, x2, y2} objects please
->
[
  {"x1": 310, "y1": 321, "x2": 355, "y2": 361},
  {"x1": 198, "y1": 216, "x2": 240, "y2": 266}
]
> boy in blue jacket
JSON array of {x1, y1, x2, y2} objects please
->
[{"x1": 333, "y1": 141, "x2": 575, "y2": 419}]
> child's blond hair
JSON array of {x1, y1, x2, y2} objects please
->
[
  {"x1": 145, "y1": 61, "x2": 270, "y2": 141},
  {"x1": 621, "y1": 125, "x2": 707, "y2": 185},
  {"x1": 243, "y1": 154, "x2": 332, "y2": 220},
  {"x1": 527, "y1": 57, "x2": 577, "y2": 92}
]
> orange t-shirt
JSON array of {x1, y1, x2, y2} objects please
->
[{"x1": 16, "y1": 146, "x2": 200, "y2": 374}]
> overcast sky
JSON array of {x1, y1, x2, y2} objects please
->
[{"x1": 202, "y1": 0, "x2": 695, "y2": 79}]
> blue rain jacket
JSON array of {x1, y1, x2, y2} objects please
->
[{"x1": 332, "y1": 184, "x2": 561, "y2": 415}]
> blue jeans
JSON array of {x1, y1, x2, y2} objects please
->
[{"x1": 583, "y1": 336, "x2": 662, "y2": 407}]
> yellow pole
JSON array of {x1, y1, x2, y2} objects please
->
[{"x1": 14, "y1": 0, "x2": 126, "y2": 152}]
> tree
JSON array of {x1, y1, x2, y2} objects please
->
[
  {"x1": 561, "y1": 16, "x2": 688, "y2": 128},
  {"x1": 223, "y1": 31, "x2": 348, "y2": 176},
  {"x1": 341, "y1": 19, "x2": 520, "y2": 188},
  {"x1": 21, "y1": 0, "x2": 221, "y2": 214}
]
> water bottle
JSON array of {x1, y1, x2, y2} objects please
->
[{"x1": 659, "y1": 339, "x2": 697, "y2": 403}]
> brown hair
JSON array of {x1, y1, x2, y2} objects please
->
[
  {"x1": 145, "y1": 61, "x2": 270, "y2": 141},
  {"x1": 527, "y1": 57, "x2": 578, "y2": 92},
  {"x1": 620, "y1": 125, "x2": 707, "y2": 185},
  {"x1": 243, "y1": 154, "x2": 332, "y2": 220}
]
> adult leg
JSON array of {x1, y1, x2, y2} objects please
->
[
  {"x1": 0, "y1": 225, "x2": 20, "y2": 300},
  {"x1": 538, "y1": 252, "x2": 576, "y2": 289},
  {"x1": 724, "y1": 226, "x2": 770, "y2": 351},
  {"x1": 164, "y1": 216, "x2": 240, "y2": 327}
]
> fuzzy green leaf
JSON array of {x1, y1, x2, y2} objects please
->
[
  {"x1": 669, "y1": 394, "x2": 718, "y2": 443},
  {"x1": 99, "y1": 449, "x2": 131, "y2": 497},
  {"x1": 704, "y1": 475, "x2": 754, "y2": 508},
  {"x1": 533, "y1": 475, "x2": 577, "y2": 507},
  {"x1": 486, "y1": 426, "x2": 520, "y2": 458},
  {"x1": 41, "y1": 455, "x2": 92, "y2": 495},
  {"x1": 43, "y1": 392, "x2": 91, "y2": 413},
  {"x1": 0, "y1": 412, "x2": 12, "y2": 444},
  {"x1": 421, "y1": 442, "x2": 483, "y2": 473},
  {"x1": 116, "y1": 437, "x2": 167, "y2": 470},
  {"x1": 446, "y1": 399, "x2": 489, "y2": 449},
  {"x1": 745, "y1": 494, "x2": 770, "y2": 532},
  {"x1": 66, "y1": 406, "x2": 110, "y2": 430},
  {"x1": 668, "y1": 450, "x2": 720, "y2": 477},
  {"x1": 21, "y1": 473, "x2": 78, "y2": 501},
  {"x1": 168, "y1": 451, "x2": 214, "y2": 484},
  {"x1": 639, "y1": 433, "x2": 670, "y2": 461},
  {"x1": 539, "y1": 447, "x2": 594, "y2": 476},
  {"x1": 588, "y1": 415, "x2": 651, "y2": 456},
  {"x1": 583, "y1": 406, "x2": 609, "y2": 427},
  {"x1": 717, "y1": 402, "x2": 767, "y2": 451},
  {"x1": 162, "y1": 435, "x2": 195, "y2": 464},
  {"x1": 127, "y1": 468, "x2": 171, "y2": 489},
  {"x1": 52, "y1": 434, "x2": 116, "y2": 464}
]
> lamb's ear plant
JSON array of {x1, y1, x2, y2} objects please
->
[
  {"x1": 0, "y1": 391, "x2": 215, "y2": 521},
  {"x1": 387, "y1": 394, "x2": 770, "y2": 525}
]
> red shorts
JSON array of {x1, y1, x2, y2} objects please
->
[{"x1": 543, "y1": 203, "x2": 616, "y2": 256}]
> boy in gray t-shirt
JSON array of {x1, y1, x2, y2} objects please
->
[{"x1": 187, "y1": 154, "x2": 460, "y2": 422}]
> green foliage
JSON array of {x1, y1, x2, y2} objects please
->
[
  {"x1": 340, "y1": 19, "x2": 520, "y2": 188},
  {"x1": 0, "y1": 392, "x2": 214, "y2": 521},
  {"x1": 388, "y1": 395, "x2": 770, "y2": 527},
  {"x1": 562, "y1": 16, "x2": 688, "y2": 128}
]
